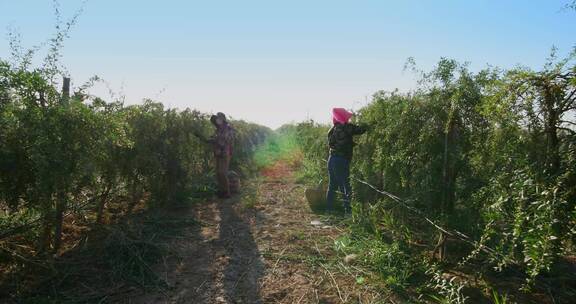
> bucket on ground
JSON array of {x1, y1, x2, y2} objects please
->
[
  {"x1": 305, "y1": 180, "x2": 327, "y2": 212},
  {"x1": 228, "y1": 170, "x2": 240, "y2": 194}
]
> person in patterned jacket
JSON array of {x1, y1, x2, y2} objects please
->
[
  {"x1": 194, "y1": 112, "x2": 235, "y2": 198},
  {"x1": 211, "y1": 112, "x2": 235, "y2": 198},
  {"x1": 326, "y1": 108, "x2": 367, "y2": 214}
]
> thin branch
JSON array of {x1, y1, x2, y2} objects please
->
[
  {"x1": 558, "y1": 127, "x2": 576, "y2": 135},
  {"x1": 560, "y1": 89, "x2": 576, "y2": 111},
  {"x1": 565, "y1": 105, "x2": 576, "y2": 112},
  {"x1": 512, "y1": 85, "x2": 531, "y2": 103}
]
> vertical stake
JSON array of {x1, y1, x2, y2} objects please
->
[{"x1": 61, "y1": 77, "x2": 70, "y2": 104}]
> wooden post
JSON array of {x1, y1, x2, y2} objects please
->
[
  {"x1": 96, "y1": 184, "x2": 112, "y2": 224},
  {"x1": 61, "y1": 77, "x2": 70, "y2": 105},
  {"x1": 438, "y1": 102, "x2": 458, "y2": 262},
  {"x1": 53, "y1": 191, "x2": 67, "y2": 253}
]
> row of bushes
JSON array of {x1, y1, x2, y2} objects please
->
[
  {"x1": 0, "y1": 59, "x2": 272, "y2": 255},
  {"x1": 292, "y1": 55, "x2": 575, "y2": 286}
]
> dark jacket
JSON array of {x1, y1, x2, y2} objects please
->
[{"x1": 328, "y1": 123, "x2": 367, "y2": 161}]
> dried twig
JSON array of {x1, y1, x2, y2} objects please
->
[{"x1": 321, "y1": 263, "x2": 344, "y2": 303}]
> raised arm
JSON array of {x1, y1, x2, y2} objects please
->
[
  {"x1": 350, "y1": 123, "x2": 368, "y2": 135},
  {"x1": 192, "y1": 131, "x2": 213, "y2": 144}
]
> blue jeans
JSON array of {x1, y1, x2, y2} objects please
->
[{"x1": 326, "y1": 155, "x2": 352, "y2": 213}]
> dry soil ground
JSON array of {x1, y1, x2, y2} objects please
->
[{"x1": 128, "y1": 159, "x2": 392, "y2": 304}]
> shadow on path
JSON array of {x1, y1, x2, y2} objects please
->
[{"x1": 217, "y1": 199, "x2": 265, "y2": 304}]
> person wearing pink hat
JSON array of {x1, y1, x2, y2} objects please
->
[{"x1": 326, "y1": 108, "x2": 367, "y2": 215}]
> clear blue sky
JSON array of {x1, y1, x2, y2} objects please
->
[{"x1": 0, "y1": 0, "x2": 574, "y2": 128}]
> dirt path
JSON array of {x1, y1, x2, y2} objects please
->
[{"x1": 130, "y1": 160, "x2": 388, "y2": 304}]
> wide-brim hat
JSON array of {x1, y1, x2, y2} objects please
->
[
  {"x1": 211, "y1": 112, "x2": 228, "y2": 125},
  {"x1": 216, "y1": 112, "x2": 227, "y2": 122}
]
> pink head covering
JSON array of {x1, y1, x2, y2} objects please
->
[{"x1": 332, "y1": 108, "x2": 353, "y2": 124}]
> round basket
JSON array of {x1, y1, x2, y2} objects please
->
[
  {"x1": 228, "y1": 170, "x2": 240, "y2": 194},
  {"x1": 305, "y1": 180, "x2": 327, "y2": 212}
]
